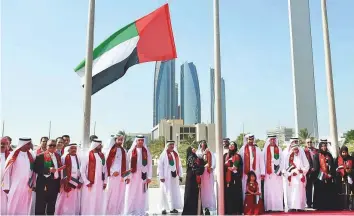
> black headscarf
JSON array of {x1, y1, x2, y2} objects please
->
[
  {"x1": 228, "y1": 141, "x2": 238, "y2": 156},
  {"x1": 319, "y1": 141, "x2": 330, "y2": 155},
  {"x1": 340, "y1": 146, "x2": 349, "y2": 160}
]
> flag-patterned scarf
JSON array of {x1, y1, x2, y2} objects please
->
[
  {"x1": 88, "y1": 150, "x2": 105, "y2": 184},
  {"x1": 337, "y1": 156, "x2": 352, "y2": 177},
  {"x1": 225, "y1": 153, "x2": 241, "y2": 186},
  {"x1": 319, "y1": 153, "x2": 330, "y2": 174},
  {"x1": 266, "y1": 144, "x2": 279, "y2": 175},
  {"x1": 167, "y1": 150, "x2": 180, "y2": 176},
  {"x1": 205, "y1": 150, "x2": 212, "y2": 173},
  {"x1": 43, "y1": 151, "x2": 63, "y2": 177},
  {"x1": 131, "y1": 146, "x2": 148, "y2": 173},
  {"x1": 63, "y1": 154, "x2": 79, "y2": 192},
  {"x1": 5, "y1": 149, "x2": 34, "y2": 171},
  {"x1": 244, "y1": 144, "x2": 256, "y2": 175},
  {"x1": 106, "y1": 146, "x2": 126, "y2": 176}
]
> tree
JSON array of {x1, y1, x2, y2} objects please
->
[
  {"x1": 149, "y1": 136, "x2": 165, "y2": 159},
  {"x1": 344, "y1": 130, "x2": 354, "y2": 144},
  {"x1": 183, "y1": 134, "x2": 198, "y2": 147},
  {"x1": 235, "y1": 133, "x2": 247, "y2": 150},
  {"x1": 298, "y1": 128, "x2": 311, "y2": 144},
  {"x1": 256, "y1": 139, "x2": 266, "y2": 150},
  {"x1": 117, "y1": 130, "x2": 133, "y2": 150}
]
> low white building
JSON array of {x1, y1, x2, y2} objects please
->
[{"x1": 151, "y1": 119, "x2": 216, "y2": 152}]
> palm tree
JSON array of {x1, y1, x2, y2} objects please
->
[
  {"x1": 298, "y1": 128, "x2": 312, "y2": 144},
  {"x1": 117, "y1": 130, "x2": 133, "y2": 150},
  {"x1": 183, "y1": 134, "x2": 198, "y2": 148}
]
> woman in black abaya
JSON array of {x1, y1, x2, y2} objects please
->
[
  {"x1": 224, "y1": 141, "x2": 243, "y2": 215},
  {"x1": 182, "y1": 147, "x2": 204, "y2": 215}
]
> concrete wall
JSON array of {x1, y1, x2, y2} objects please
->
[{"x1": 288, "y1": 0, "x2": 319, "y2": 137}]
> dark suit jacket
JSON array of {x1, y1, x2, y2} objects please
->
[{"x1": 33, "y1": 153, "x2": 61, "y2": 194}]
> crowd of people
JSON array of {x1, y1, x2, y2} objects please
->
[{"x1": 0, "y1": 133, "x2": 353, "y2": 215}]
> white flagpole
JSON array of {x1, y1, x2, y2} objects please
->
[
  {"x1": 321, "y1": 0, "x2": 339, "y2": 158},
  {"x1": 213, "y1": 0, "x2": 224, "y2": 214},
  {"x1": 1, "y1": 121, "x2": 4, "y2": 137},
  {"x1": 48, "y1": 121, "x2": 52, "y2": 138},
  {"x1": 82, "y1": 0, "x2": 95, "y2": 149}
]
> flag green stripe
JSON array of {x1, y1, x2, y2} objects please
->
[{"x1": 74, "y1": 22, "x2": 139, "y2": 72}]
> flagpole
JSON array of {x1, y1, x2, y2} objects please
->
[
  {"x1": 82, "y1": 0, "x2": 95, "y2": 150},
  {"x1": 48, "y1": 121, "x2": 52, "y2": 138},
  {"x1": 1, "y1": 121, "x2": 4, "y2": 137},
  {"x1": 213, "y1": 0, "x2": 224, "y2": 214},
  {"x1": 321, "y1": 0, "x2": 339, "y2": 158},
  {"x1": 93, "y1": 121, "x2": 96, "y2": 135}
]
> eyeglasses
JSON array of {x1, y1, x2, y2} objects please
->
[{"x1": 307, "y1": 142, "x2": 312, "y2": 144}]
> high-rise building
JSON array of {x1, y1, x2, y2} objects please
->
[
  {"x1": 210, "y1": 68, "x2": 227, "y2": 138},
  {"x1": 153, "y1": 60, "x2": 178, "y2": 126},
  {"x1": 266, "y1": 126, "x2": 295, "y2": 144},
  {"x1": 180, "y1": 62, "x2": 201, "y2": 125},
  {"x1": 173, "y1": 84, "x2": 179, "y2": 119},
  {"x1": 288, "y1": 0, "x2": 319, "y2": 137}
]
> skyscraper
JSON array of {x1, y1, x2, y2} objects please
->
[
  {"x1": 180, "y1": 62, "x2": 201, "y2": 125},
  {"x1": 210, "y1": 68, "x2": 227, "y2": 137},
  {"x1": 153, "y1": 60, "x2": 178, "y2": 126},
  {"x1": 288, "y1": 0, "x2": 319, "y2": 137}
]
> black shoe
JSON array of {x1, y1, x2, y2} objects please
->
[
  {"x1": 205, "y1": 208, "x2": 210, "y2": 215},
  {"x1": 170, "y1": 209, "x2": 178, "y2": 214},
  {"x1": 162, "y1": 210, "x2": 167, "y2": 215}
]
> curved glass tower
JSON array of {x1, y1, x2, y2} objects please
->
[
  {"x1": 153, "y1": 60, "x2": 177, "y2": 126},
  {"x1": 180, "y1": 62, "x2": 201, "y2": 125}
]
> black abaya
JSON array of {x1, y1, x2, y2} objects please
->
[
  {"x1": 313, "y1": 152, "x2": 338, "y2": 210},
  {"x1": 182, "y1": 149, "x2": 204, "y2": 215},
  {"x1": 223, "y1": 153, "x2": 243, "y2": 215}
]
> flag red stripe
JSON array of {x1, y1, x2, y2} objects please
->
[{"x1": 135, "y1": 4, "x2": 177, "y2": 63}]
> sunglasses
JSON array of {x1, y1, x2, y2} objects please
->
[{"x1": 48, "y1": 144, "x2": 57, "y2": 147}]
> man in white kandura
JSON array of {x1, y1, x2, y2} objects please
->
[
  {"x1": 196, "y1": 140, "x2": 216, "y2": 215},
  {"x1": 262, "y1": 135, "x2": 284, "y2": 212},
  {"x1": 283, "y1": 138, "x2": 309, "y2": 212},
  {"x1": 158, "y1": 140, "x2": 183, "y2": 214},
  {"x1": 124, "y1": 135, "x2": 152, "y2": 215},
  {"x1": 104, "y1": 134, "x2": 130, "y2": 215},
  {"x1": 2, "y1": 138, "x2": 36, "y2": 215},
  {"x1": 55, "y1": 143, "x2": 83, "y2": 215},
  {"x1": 0, "y1": 137, "x2": 10, "y2": 215},
  {"x1": 80, "y1": 140, "x2": 107, "y2": 215},
  {"x1": 239, "y1": 134, "x2": 265, "y2": 199}
]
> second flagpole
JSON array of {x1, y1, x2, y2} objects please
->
[
  {"x1": 82, "y1": 0, "x2": 95, "y2": 150},
  {"x1": 213, "y1": 0, "x2": 225, "y2": 214}
]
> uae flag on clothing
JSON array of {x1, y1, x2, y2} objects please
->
[{"x1": 74, "y1": 4, "x2": 177, "y2": 95}]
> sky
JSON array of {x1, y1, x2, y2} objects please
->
[{"x1": 1, "y1": 0, "x2": 353, "y2": 145}]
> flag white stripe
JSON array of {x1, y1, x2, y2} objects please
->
[{"x1": 77, "y1": 36, "x2": 140, "y2": 82}]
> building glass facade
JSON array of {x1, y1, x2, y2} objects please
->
[
  {"x1": 210, "y1": 68, "x2": 227, "y2": 138},
  {"x1": 180, "y1": 62, "x2": 201, "y2": 125},
  {"x1": 153, "y1": 60, "x2": 178, "y2": 126}
]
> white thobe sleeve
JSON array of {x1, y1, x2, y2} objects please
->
[
  {"x1": 258, "y1": 148, "x2": 265, "y2": 175},
  {"x1": 211, "y1": 152, "x2": 216, "y2": 170},
  {"x1": 80, "y1": 157, "x2": 90, "y2": 186},
  {"x1": 78, "y1": 158, "x2": 84, "y2": 184},
  {"x1": 2, "y1": 166, "x2": 11, "y2": 191},
  {"x1": 279, "y1": 149, "x2": 284, "y2": 171},
  {"x1": 122, "y1": 149, "x2": 129, "y2": 180},
  {"x1": 301, "y1": 153, "x2": 310, "y2": 174},
  {"x1": 158, "y1": 154, "x2": 165, "y2": 180},
  {"x1": 147, "y1": 150, "x2": 153, "y2": 180}
]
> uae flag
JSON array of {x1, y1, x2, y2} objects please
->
[{"x1": 74, "y1": 4, "x2": 177, "y2": 95}]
